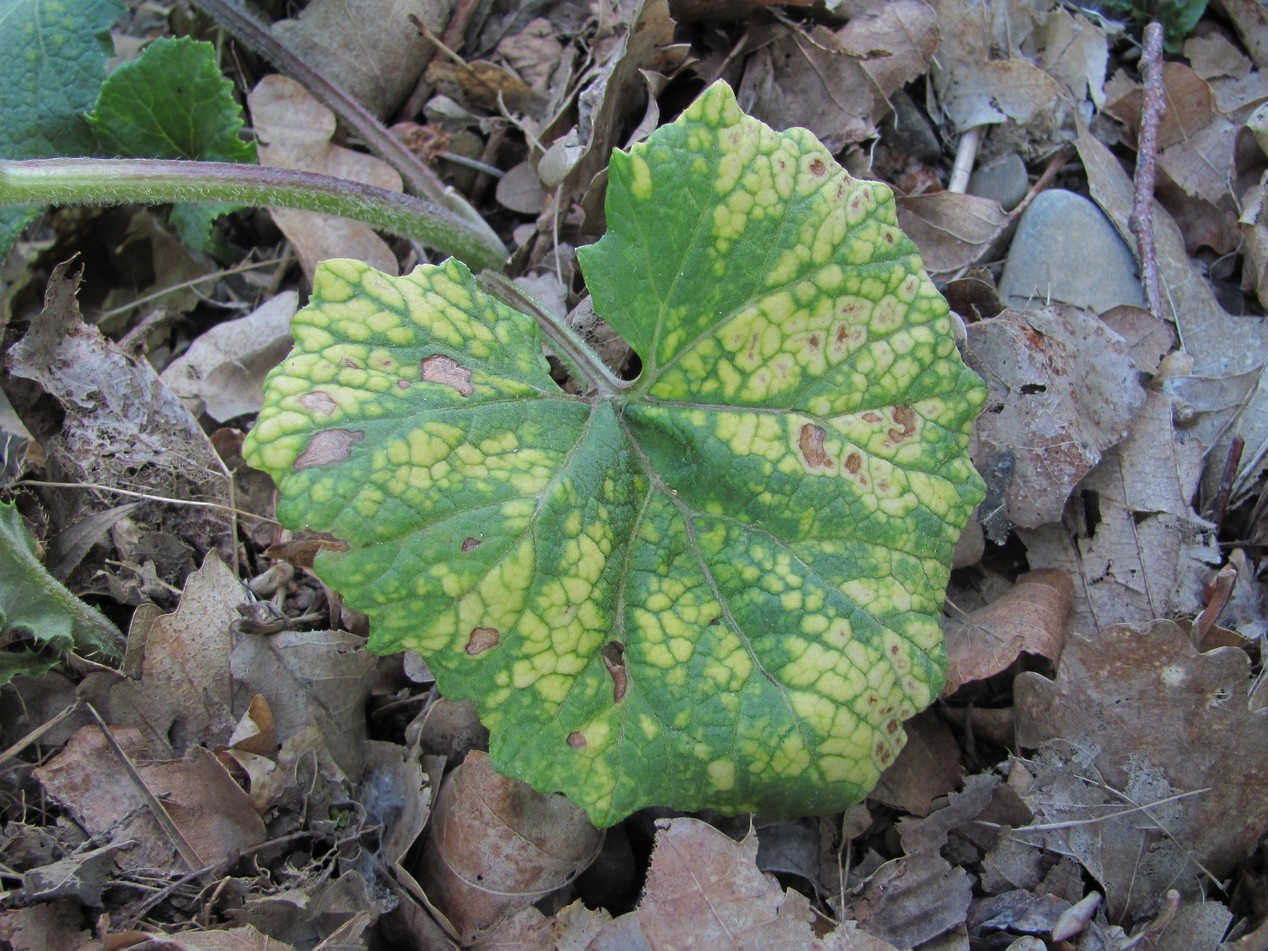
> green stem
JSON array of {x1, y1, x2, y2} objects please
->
[
  {"x1": 0, "y1": 158, "x2": 507, "y2": 273},
  {"x1": 477, "y1": 272, "x2": 628, "y2": 395}
]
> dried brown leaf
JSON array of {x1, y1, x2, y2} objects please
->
[
  {"x1": 740, "y1": 2, "x2": 936, "y2": 154},
  {"x1": 1076, "y1": 121, "x2": 1268, "y2": 506},
  {"x1": 1015, "y1": 620, "x2": 1268, "y2": 917},
  {"x1": 229, "y1": 628, "x2": 377, "y2": 780},
  {"x1": 896, "y1": 192, "x2": 1012, "y2": 280},
  {"x1": 108, "y1": 552, "x2": 241, "y2": 754},
  {"x1": 161, "y1": 292, "x2": 297, "y2": 424},
  {"x1": 965, "y1": 305, "x2": 1147, "y2": 531},
  {"x1": 34, "y1": 725, "x2": 264, "y2": 873},
  {"x1": 248, "y1": 75, "x2": 402, "y2": 280},
  {"x1": 870, "y1": 710, "x2": 963, "y2": 817},
  {"x1": 847, "y1": 852, "x2": 972, "y2": 948},
  {"x1": 0, "y1": 900, "x2": 95, "y2": 951},
  {"x1": 638, "y1": 817, "x2": 873, "y2": 950},
  {"x1": 942, "y1": 570, "x2": 1072, "y2": 695},
  {"x1": 896, "y1": 773, "x2": 999, "y2": 856},
  {"x1": 414, "y1": 751, "x2": 602, "y2": 943},
  {"x1": 1019, "y1": 392, "x2": 1219, "y2": 634},
  {"x1": 3, "y1": 262, "x2": 229, "y2": 551}
]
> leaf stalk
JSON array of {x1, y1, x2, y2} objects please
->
[
  {"x1": 0, "y1": 157, "x2": 507, "y2": 273},
  {"x1": 477, "y1": 272, "x2": 629, "y2": 395}
]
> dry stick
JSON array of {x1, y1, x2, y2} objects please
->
[{"x1": 1130, "y1": 21, "x2": 1167, "y2": 321}]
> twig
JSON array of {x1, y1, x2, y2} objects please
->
[
  {"x1": 0, "y1": 702, "x2": 79, "y2": 767},
  {"x1": 12, "y1": 480, "x2": 280, "y2": 526},
  {"x1": 947, "y1": 125, "x2": 984, "y2": 194},
  {"x1": 1129, "y1": 21, "x2": 1166, "y2": 321}
]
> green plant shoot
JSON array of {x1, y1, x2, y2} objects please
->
[{"x1": 244, "y1": 82, "x2": 986, "y2": 827}]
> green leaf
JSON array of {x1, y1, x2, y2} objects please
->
[
  {"x1": 88, "y1": 36, "x2": 257, "y2": 251},
  {"x1": 88, "y1": 37, "x2": 256, "y2": 163},
  {"x1": 0, "y1": 0, "x2": 124, "y2": 252},
  {"x1": 0, "y1": 502, "x2": 123, "y2": 685},
  {"x1": 245, "y1": 82, "x2": 986, "y2": 827}
]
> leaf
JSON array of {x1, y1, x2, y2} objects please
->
[
  {"x1": 942, "y1": 569, "x2": 1071, "y2": 696},
  {"x1": 33, "y1": 724, "x2": 266, "y2": 873},
  {"x1": 245, "y1": 81, "x2": 985, "y2": 827},
  {"x1": 87, "y1": 36, "x2": 257, "y2": 249},
  {"x1": 413, "y1": 751, "x2": 603, "y2": 943},
  {"x1": 965, "y1": 304, "x2": 1147, "y2": 532},
  {"x1": 0, "y1": 0, "x2": 124, "y2": 253},
  {"x1": 106, "y1": 551, "x2": 241, "y2": 755},
  {"x1": 271, "y1": 0, "x2": 450, "y2": 119},
  {"x1": 1015, "y1": 620, "x2": 1268, "y2": 918},
  {"x1": 247, "y1": 75, "x2": 402, "y2": 280},
  {"x1": 88, "y1": 37, "x2": 256, "y2": 163},
  {"x1": 635, "y1": 817, "x2": 846, "y2": 950},
  {"x1": 160, "y1": 290, "x2": 298, "y2": 423},
  {"x1": 0, "y1": 501, "x2": 123, "y2": 680}
]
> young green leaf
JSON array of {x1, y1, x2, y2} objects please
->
[
  {"x1": 245, "y1": 82, "x2": 985, "y2": 827},
  {"x1": 88, "y1": 36, "x2": 257, "y2": 250},
  {"x1": 0, "y1": 0, "x2": 125, "y2": 252}
]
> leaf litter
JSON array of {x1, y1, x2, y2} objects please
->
[{"x1": 3, "y1": 0, "x2": 1268, "y2": 947}]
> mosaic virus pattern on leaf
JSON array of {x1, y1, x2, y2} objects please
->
[{"x1": 244, "y1": 82, "x2": 986, "y2": 827}]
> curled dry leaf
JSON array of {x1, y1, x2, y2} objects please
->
[
  {"x1": 248, "y1": 75, "x2": 402, "y2": 280},
  {"x1": 413, "y1": 751, "x2": 602, "y2": 944},
  {"x1": 896, "y1": 192, "x2": 1013, "y2": 280},
  {"x1": 965, "y1": 305, "x2": 1147, "y2": 533},
  {"x1": 161, "y1": 291, "x2": 298, "y2": 424},
  {"x1": 942, "y1": 569, "x2": 1072, "y2": 695},
  {"x1": 1015, "y1": 620, "x2": 1268, "y2": 917}
]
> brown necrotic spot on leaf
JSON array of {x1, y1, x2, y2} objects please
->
[
  {"x1": 601, "y1": 641, "x2": 628, "y2": 703},
  {"x1": 420, "y1": 354, "x2": 474, "y2": 397},
  {"x1": 343, "y1": 357, "x2": 360, "y2": 369},
  {"x1": 798, "y1": 423, "x2": 834, "y2": 469},
  {"x1": 567, "y1": 731, "x2": 587, "y2": 749},
  {"x1": 293, "y1": 428, "x2": 364, "y2": 470},
  {"x1": 844, "y1": 451, "x2": 862, "y2": 474},
  {"x1": 889, "y1": 405, "x2": 917, "y2": 442},
  {"x1": 810, "y1": 157, "x2": 827, "y2": 177},
  {"x1": 466, "y1": 627, "x2": 500, "y2": 655},
  {"x1": 461, "y1": 537, "x2": 482, "y2": 552},
  {"x1": 299, "y1": 390, "x2": 337, "y2": 415},
  {"x1": 397, "y1": 379, "x2": 411, "y2": 390}
]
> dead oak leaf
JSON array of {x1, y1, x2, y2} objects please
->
[{"x1": 1015, "y1": 620, "x2": 1268, "y2": 913}]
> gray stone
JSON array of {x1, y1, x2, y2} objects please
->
[
  {"x1": 998, "y1": 189, "x2": 1146, "y2": 313},
  {"x1": 968, "y1": 152, "x2": 1029, "y2": 211}
]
